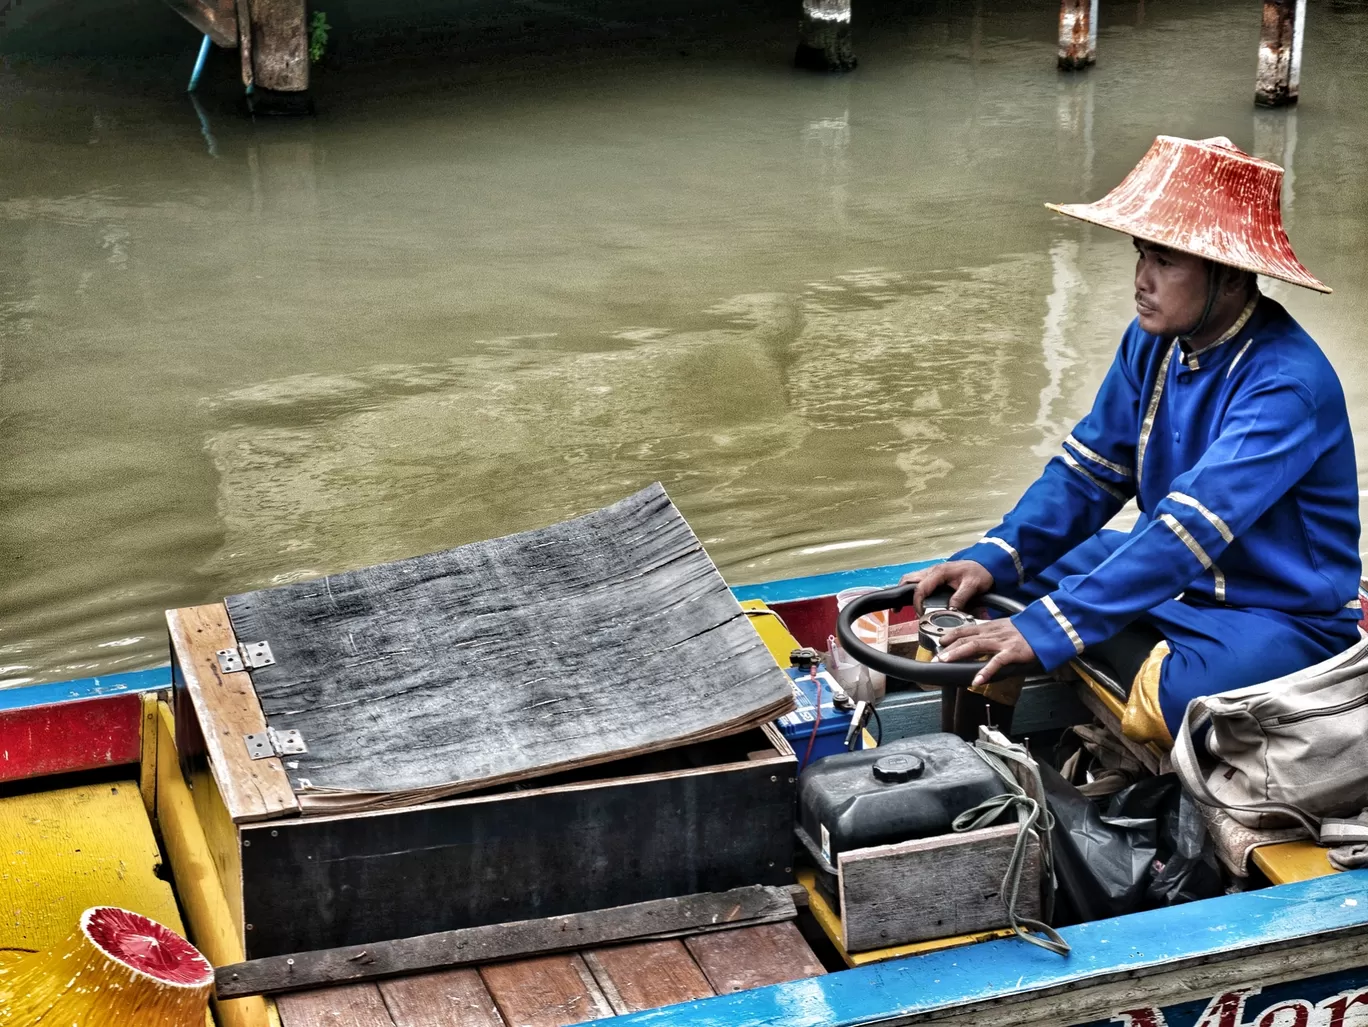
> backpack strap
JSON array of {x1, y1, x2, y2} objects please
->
[{"x1": 1321, "y1": 811, "x2": 1368, "y2": 847}]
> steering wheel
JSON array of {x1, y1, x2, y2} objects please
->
[{"x1": 835, "y1": 584, "x2": 1031, "y2": 688}]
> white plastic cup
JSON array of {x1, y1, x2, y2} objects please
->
[{"x1": 835, "y1": 587, "x2": 889, "y2": 702}]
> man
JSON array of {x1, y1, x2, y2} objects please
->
[{"x1": 909, "y1": 135, "x2": 1362, "y2": 744}]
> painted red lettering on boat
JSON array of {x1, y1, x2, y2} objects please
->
[
  {"x1": 1114, "y1": 1008, "x2": 1169, "y2": 1027},
  {"x1": 1197, "y1": 990, "x2": 1260, "y2": 1027},
  {"x1": 1322, "y1": 989, "x2": 1368, "y2": 1027},
  {"x1": 1256, "y1": 1000, "x2": 1312, "y2": 1027}
]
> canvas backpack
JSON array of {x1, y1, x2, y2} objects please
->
[{"x1": 1170, "y1": 633, "x2": 1368, "y2": 850}]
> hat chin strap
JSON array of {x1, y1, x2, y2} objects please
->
[{"x1": 1177, "y1": 263, "x2": 1222, "y2": 346}]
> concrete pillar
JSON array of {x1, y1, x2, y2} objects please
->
[
  {"x1": 796, "y1": 0, "x2": 856, "y2": 73},
  {"x1": 235, "y1": 0, "x2": 308, "y2": 94},
  {"x1": 1057, "y1": 0, "x2": 1098, "y2": 71},
  {"x1": 1255, "y1": 0, "x2": 1306, "y2": 107},
  {"x1": 1253, "y1": 108, "x2": 1298, "y2": 211}
]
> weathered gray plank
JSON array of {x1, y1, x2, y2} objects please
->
[
  {"x1": 217, "y1": 886, "x2": 795, "y2": 998},
  {"x1": 226, "y1": 484, "x2": 793, "y2": 813},
  {"x1": 683, "y1": 922, "x2": 825, "y2": 994},
  {"x1": 837, "y1": 823, "x2": 1042, "y2": 952}
]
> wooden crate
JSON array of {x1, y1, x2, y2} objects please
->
[
  {"x1": 836, "y1": 823, "x2": 1043, "y2": 953},
  {"x1": 169, "y1": 604, "x2": 797, "y2": 961}
]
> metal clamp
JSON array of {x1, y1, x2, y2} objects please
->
[
  {"x1": 244, "y1": 727, "x2": 308, "y2": 761},
  {"x1": 216, "y1": 640, "x2": 277, "y2": 674}
]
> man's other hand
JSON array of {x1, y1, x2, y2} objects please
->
[
  {"x1": 935, "y1": 618, "x2": 1037, "y2": 688},
  {"x1": 901, "y1": 560, "x2": 994, "y2": 616}
]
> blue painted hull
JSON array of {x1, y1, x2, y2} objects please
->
[{"x1": 589, "y1": 869, "x2": 1368, "y2": 1026}]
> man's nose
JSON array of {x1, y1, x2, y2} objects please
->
[{"x1": 1135, "y1": 261, "x2": 1153, "y2": 295}]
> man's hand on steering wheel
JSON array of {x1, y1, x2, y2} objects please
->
[
  {"x1": 936, "y1": 619, "x2": 1036, "y2": 688},
  {"x1": 900, "y1": 560, "x2": 1038, "y2": 687},
  {"x1": 901, "y1": 560, "x2": 994, "y2": 615}
]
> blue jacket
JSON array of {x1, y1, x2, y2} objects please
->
[{"x1": 953, "y1": 295, "x2": 1362, "y2": 672}]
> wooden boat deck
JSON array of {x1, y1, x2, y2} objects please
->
[{"x1": 272, "y1": 922, "x2": 825, "y2": 1027}]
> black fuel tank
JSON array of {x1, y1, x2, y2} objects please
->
[{"x1": 796, "y1": 733, "x2": 1002, "y2": 868}]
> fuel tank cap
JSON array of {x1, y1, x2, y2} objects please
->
[{"x1": 872, "y1": 753, "x2": 925, "y2": 782}]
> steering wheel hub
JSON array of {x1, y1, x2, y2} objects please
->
[{"x1": 918, "y1": 607, "x2": 978, "y2": 652}]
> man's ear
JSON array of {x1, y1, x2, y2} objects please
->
[{"x1": 1219, "y1": 266, "x2": 1253, "y2": 298}]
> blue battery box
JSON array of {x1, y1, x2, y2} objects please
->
[{"x1": 775, "y1": 665, "x2": 863, "y2": 771}]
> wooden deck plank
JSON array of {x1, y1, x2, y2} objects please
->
[
  {"x1": 167, "y1": 603, "x2": 298, "y2": 823},
  {"x1": 683, "y1": 922, "x2": 825, "y2": 994},
  {"x1": 276, "y1": 983, "x2": 395, "y2": 1027},
  {"x1": 378, "y1": 969, "x2": 506, "y2": 1027},
  {"x1": 582, "y1": 940, "x2": 714, "y2": 1013},
  {"x1": 480, "y1": 954, "x2": 616, "y2": 1027},
  {"x1": 218, "y1": 886, "x2": 795, "y2": 998}
]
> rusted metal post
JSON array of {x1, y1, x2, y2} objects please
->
[
  {"x1": 796, "y1": 0, "x2": 856, "y2": 73},
  {"x1": 1256, "y1": 0, "x2": 1306, "y2": 107},
  {"x1": 1057, "y1": 0, "x2": 1098, "y2": 71}
]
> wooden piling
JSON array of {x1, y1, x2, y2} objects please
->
[
  {"x1": 234, "y1": 0, "x2": 308, "y2": 93},
  {"x1": 796, "y1": 0, "x2": 856, "y2": 73},
  {"x1": 1256, "y1": 0, "x2": 1306, "y2": 107},
  {"x1": 1057, "y1": 0, "x2": 1098, "y2": 71}
]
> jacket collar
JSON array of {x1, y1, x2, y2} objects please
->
[{"x1": 1178, "y1": 293, "x2": 1261, "y2": 371}]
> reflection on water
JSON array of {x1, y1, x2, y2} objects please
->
[{"x1": 1, "y1": 0, "x2": 1367, "y2": 684}]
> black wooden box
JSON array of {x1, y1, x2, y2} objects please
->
[
  {"x1": 235, "y1": 726, "x2": 796, "y2": 956},
  {"x1": 167, "y1": 486, "x2": 798, "y2": 959},
  {"x1": 168, "y1": 599, "x2": 797, "y2": 961}
]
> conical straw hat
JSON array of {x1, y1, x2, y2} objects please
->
[{"x1": 1047, "y1": 135, "x2": 1330, "y2": 294}]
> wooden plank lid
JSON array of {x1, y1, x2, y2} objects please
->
[{"x1": 217, "y1": 484, "x2": 793, "y2": 814}]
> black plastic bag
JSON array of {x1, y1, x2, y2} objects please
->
[
  {"x1": 1040, "y1": 759, "x2": 1159, "y2": 925},
  {"x1": 1042, "y1": 764, "x2": 1224, "y2": 924},
  {"x1": 1147, "y1": 788, "x2": 1224, "y2": 906}
]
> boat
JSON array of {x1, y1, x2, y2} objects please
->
[{"x1": 2, "y1": 554, "x2": 1365, "y2": 1027}]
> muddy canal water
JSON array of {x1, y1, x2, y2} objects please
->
[{"x1": 1, "y1": 0, "x2": 1366, "y2": 684}]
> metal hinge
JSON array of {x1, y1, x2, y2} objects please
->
[
  {"x1": 216, "y1": 640, "x2": 276, "y2": 674},
  {"x1": 244, "y1": 727, "x2": 308, "y2": 761}
]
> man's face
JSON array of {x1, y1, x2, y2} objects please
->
[{"x1": 1133, "y1": 239, "x2": 1209, "y2": 336}]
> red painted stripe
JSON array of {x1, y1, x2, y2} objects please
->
[{"x1": 0, "y1": 694, "x2": 142, "y2": 784}]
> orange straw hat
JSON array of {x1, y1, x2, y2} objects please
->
[{"x1": 1047, "y1": 135, "x2": 1330, "y2": 294}]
